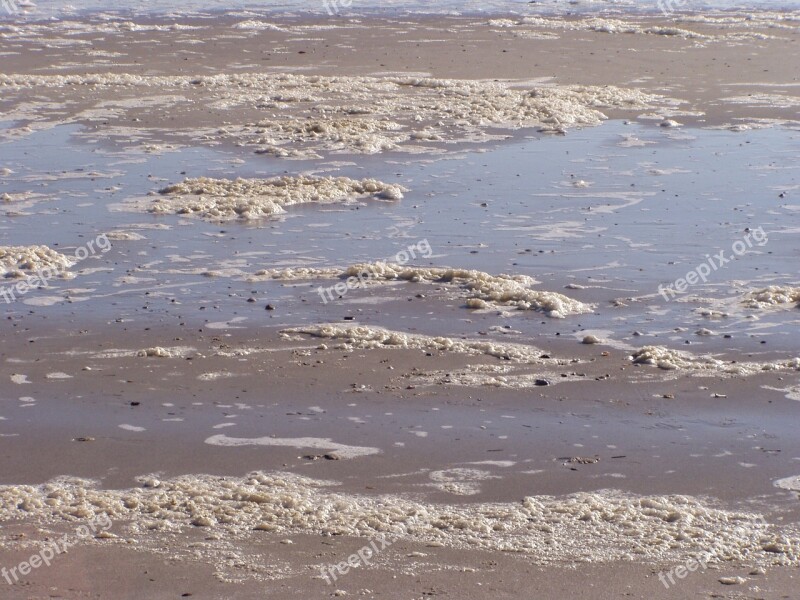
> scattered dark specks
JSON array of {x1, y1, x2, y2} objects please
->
[{"x1": 561, "y1": 456, "x2": 600, "y2": 465}]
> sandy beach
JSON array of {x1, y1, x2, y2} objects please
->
[{"x1": 1, "y1": 6, "x2": 799, "y2": 599}]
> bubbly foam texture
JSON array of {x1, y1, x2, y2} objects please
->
[
  {"x1": 353, "y1": 262, "x2": 591, "y2": 317},
  {"x1": 428, "y1": 468, "x2": 497, "y2": 496},
  {"x1": 231, "y1": 20, "x2": 286, "y2": 31},
  {"x1": 775, "y1": 475, "x2": 800, "y2": 492},
  {"x1": 743, "y1": 286, "x2": 800, "y2": 309},
  {"x1": 135, "y1": 346, "x2": 195, "y2": 358},
  {"x1": 0, "y1": 73, "x2": 660, "y2": 153},
  {"x1": 0, "y1": 245, "x2": 75, "y2": 278},
  {"x1": 142, "y1": 176, "x2": 406, "y2": 221},
  {"x1": 284, "y1": 324, "x2": 568, "y2": 365},
  {"x1": 505, "y1": 16, "x2": 784, "y2": 41},
  {"x1": 631, "y1": 345, "x2": 800, "y2": 376},
  {"x1": 411, "y1": 364, "x2": 581, "y2": 389},
  {"x1": 251, "y1": 266, "x2": 345, "y2": 281},
  {"x1": 247, "y1": 117, "x2": 407, "y2": 156},
  {"x1": 259, "y1": 262, "x2": 591, "y2": 318},
  {"x1": 104, "y1": 230, "x2": 146, "y2": 241},
  {"x1": 0, "y1": 471, "x2": 796, "y2": 575}
]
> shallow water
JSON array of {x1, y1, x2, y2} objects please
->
[
  {"x1": 10, "y1": 0, "x2": 800, "y2": 20},
  {"x1": 1, "y1": 120, "x2": 798, "y2": 358}
]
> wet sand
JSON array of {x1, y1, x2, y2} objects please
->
[
  {"x1": 3, "y1": 541, "x2": 800, "y2": 600},
  {"x1": 2, "y1": 320, "x2": 800, "y2": 598},
  {"x1": 2, "y1": 14, "x2": 799, "y2": 126},
  {"x1": 1, "y1": 9, "x2": 800, "y2": 600}
]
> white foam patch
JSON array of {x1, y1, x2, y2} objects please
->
[
  {"x1": 504, "y1": 16, "x2": 781, "y2": 42},
  {"x1": 0, "y1": 73, "x2": 661, "y2": 154},
  {"x1": 574, "y1": 330, "x2": 635, "y2": 351},
  {"x1": 0, "y1": 245, "x2": 74, "y2": 278},
  {"x1": 198, "y1": 371, "x2": 236, "y2": 381},
  {"x1": 762, "y1": 385, "x2": 800, "y2": 402},
  {"x1": 45, "y1": 372, "x2": 73, "y2": 379},
  {"x1": 128, "y1": 176, "x2": 406, "y2": 222},
  {"x1": 429, "y1": 468, "x2": 498, "y2": 496},
  {"x1": 205, "y1": 434, "x2": 380, "y2": 459},
  {"x1": 22, "y1": 296, "x2": 65, "y2": 307},
  {"x1": 231, "y1": 20, "x2": 287, "y2": 32},
  {"x1": 743, "y1": 286, "x2": 800, "y2": 309},
  {"x1": 631, "y1": 346, "x2": 800, "y2": 377},
  {"x1": 775, "y1": 476, "x2": 800, "y2": 492},
  {"x1": 136, "y1": 346, "x2": 195, "y2": 358},
  {"x1": 465, "y1": 460, "x2": 517, "y2": 467},
  {"x1": 105, "y1": 230, "x2": 147, "y2": 241},
  {"x1": 254, "y1": 262, "x2": 590, "y2": 317},
  {"x1": 119, "y1": 424, "x2": 146, "y2": 432},
  {"x1": 725, "y1": 94, "x2": 800, "y2": 108},
  {"x1": 284, "y1": 325, "x2": 566, "y2": 364},
  {"x1": 0, "y1": 470, "x2": 794, "y2": 575},
  {"x1": 10, "y1": 374, "x2": 30, "y2": 385}
]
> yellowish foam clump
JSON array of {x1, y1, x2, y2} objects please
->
[
  {"x1": 146, "y1": 176, "x2": 406, "y2": 221},
  {"x1": 391, "y1": 79, "x2": 656, "y2": 132},
  {"x1": 284, "y1": 324, "x2": 553, "y2": 364},
  {"x1": 0, "y1": 73, "x2": 661, "y2": 152},
  {"x1": 255, "y1": 262, "x2": 590, "y2": 318},
  {"x1": 347, "y1": 262, "x2": 591, "y2": 318},
  {"x1": 136, "y1": 346, "x2": 194, "y2": 358},
  {"x1": 743, "y1": 286, "x2": 800, "y2": 309},
  {"x1": 252, "y1": 266, "x2": 345, "y2": 280},
  {"x1": 775, "y1": 475, "x2": 800, "y2": 492},
  {"x1": 513, "y1": 16, "x2": 704, "y2": 37},
  {"x1": 0, "y1": 245, "x2": 74, "y2": 278},
  {"x1": 512, "y1": 16, "x2": 778, "y2": 41},
  {"x1": 248, "y1": 118, "x2": 406, "y2": 155},
  {"x1": 104, "y1": 230, "x2": 146, "y2": 241},
  {"x1": 0, "y1": 471, "x2": 796, "y2": 570},
  {"x1": 411, "y1": 364, "x2": 580, "y2": 389},
  {"x1": 631, "y1": 345, "x2": 800, "y2": 376}
]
